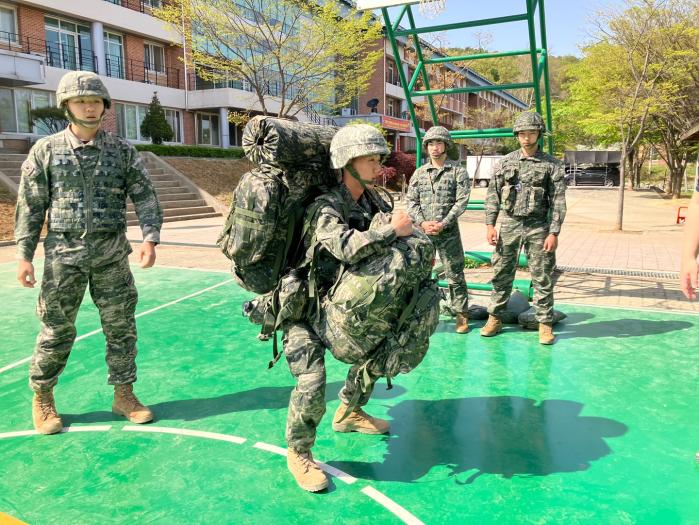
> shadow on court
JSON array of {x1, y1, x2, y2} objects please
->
[
  {"x1": 329, "y1": 396, "x2": 627, "y2": 484},
  {"x1": 558, "y1": 313, "x2": 692, "y2": 339}
]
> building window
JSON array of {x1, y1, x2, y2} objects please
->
[
  {"x1": 104, "y1": 31, "x2": 124, "y2": 79},
  {"x1": 387, "y1": 60, "x2": 400, "y2": 86},
  {"x1": 386, "y1": 97, "x2": 402, "y2": 118},
  {"x1": 116, "y1": 102, "x2": 181, "y2": 143},
  {"x1": 142, "y1": 0, "x2": 162, "y2": 7},
  {"x1": 116, "y1": 102, "x2": 146, "y2": 140},
  {"x1": 164, "y1": 108, "x2": 182, "y2": 143},
  {"x1": 196, "y1": 113, "x2": 219, "y2": 146},
  {"x1": 144, "y1": 42, "x2": 165, "y2": 73},
  {"x1": 45, "y1": 17, "x2": 94, "y2": 72},
  {"x1": 0, "y1": 4, "x2": 17, "y2": 43},
  {"x1": 0, "y1": 88, "x2": 56, "y2": 135}
]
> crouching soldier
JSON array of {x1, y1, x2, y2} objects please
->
[{"x1": 15, "y1": 71, "x2": 163, "y2": 434}]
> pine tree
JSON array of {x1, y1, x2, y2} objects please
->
[{"x1": 140, "y1": 92, "x2": 173, "y2": 144}]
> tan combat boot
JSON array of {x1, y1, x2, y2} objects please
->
[
  {"x1": 480, "y1": 315, "x2": 502, "y2": 337},
  {"x1": 455, "y1": 313, "x2": 470, "y2": 334},
  {"x1": 113, "y1": 384, "x2": 153, "y2": 424},
  {"x1": 332, "y1": 403, "x2": 390, "y2": 434},
  {"x1": 32, "y1": 390, "x2": 63, "y2": 435},
  {"x1": 287, "y1": 448, "x2": 329, "y2": 492},
  {"x1": 539, "y1": 322, "x2": 555, "y2": 345}
]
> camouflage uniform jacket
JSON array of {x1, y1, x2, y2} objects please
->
[
  {"x1": 485, "y1": 149, "x2": 566, "y2": 234},
  {"x1": 305, "y1": 183, "x2": 395, "y2": 298},
  {"x1": 15, "y1": 128, "x2": 162, "y2": 263},
  {"x1": 406, "y1": 159, "x2": 470, "y2": 229}
]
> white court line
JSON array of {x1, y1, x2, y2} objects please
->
[
  {"x1": 317, "y1": 461, "x2": 358, "y2": 485},
  {"x1": 0, "y1": 425, "x2": 111, "y2": 439},
  {"x1": 361, "y1": 486, "x2": 426, "y2": 525},
  {"x1": 253, "y1": 441, "x2": 287, "y2": 455},
  {"x1": 2, "y1": 425, "x2": 422, "y2": 524},
  {"x1": 123, "y1": 425, "x2": 246, "y2": 444},
  {"x1": 252, "y1": 441, "x2": 357, "y2": 484},
  {"x1": 0, "y1": 279, "x2": 234, "y2": 375},
  {"x1": 0, "y1": 429, "x2": 38, "y2": 439}
]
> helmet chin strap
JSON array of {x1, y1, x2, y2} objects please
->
[
  {"x1": 65, "y1": 108, "x2": 105, "y2": 129},
  {"x1": 345, "y1": 164, "x2": 370, "y2": 190}
]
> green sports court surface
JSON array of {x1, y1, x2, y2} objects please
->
[{"x1": 0, "y1": 261, "x2": 697, "y2": 524}]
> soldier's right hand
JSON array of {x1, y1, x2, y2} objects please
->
[
  {"x1": 486, "y1": 225, "x2": 498, "y2": 246},
  {"x1": 17, "y1": 260, "x2": 36, "y2": 288},
  {"x1": 391, "y1": 211, "x2": 413, "y2": 237}
]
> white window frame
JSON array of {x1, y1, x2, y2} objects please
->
[
  {"x1": 0, "y1": 3, "x2": 18, "y2": 44},
  {"x1": 196, "y1": 112, "x2": 220, "y2": 147},
  {"x1": 104, "y1": 30, "x2": 124, "y2": 79},
  {"x1": 164, "y1": 108, "x2": 182, "y2": 143},
  {"x1": 144, "y1": 41, "x2": 166, "y2": 73}
]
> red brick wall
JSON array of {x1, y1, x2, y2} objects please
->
[
  {"x1": 357, "y1": 38, "x2": 385, "y2": 115},
  {"x1": 102, "y1": 106, "x2": 117, "y2": 134},
  {"x1": 183, "y1": 111, "x2": 195, "y2": 145},
  {"x1": 17, "y1": 5, "x2": 46, "y2": 54}
]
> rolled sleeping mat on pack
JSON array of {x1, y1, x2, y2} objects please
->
[{"x1": 242, "y1": 115, "x2": 338, "y2": 170}]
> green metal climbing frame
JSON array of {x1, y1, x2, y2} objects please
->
[{"x1": 358, "y1": 0, "x2": 554, "y2": 157}]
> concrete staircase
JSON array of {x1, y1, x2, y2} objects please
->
[{"x1": 0, "y1": 153, "x2": 222, "y2": 226}]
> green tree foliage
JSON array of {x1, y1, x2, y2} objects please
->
[
  {"x1": 140, "y1": 92, "x2": 174, "y2": 145},
  {"x1": 29, "y1": 107, "x2": 68, "y2": 135},
  {"x1": 155, "y1": 0, "x2": 382, "y2": 119}
]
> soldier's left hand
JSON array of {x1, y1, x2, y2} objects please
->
[
  {"x1": 139, "y1": 241, "x2": 157, "y2": 268},
  {"x1": 543, "y1": 234, "x2": 558, "y2": 252}
]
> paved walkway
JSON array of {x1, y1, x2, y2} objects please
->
[{"x1": 1, "y1": 186, "x2": 695, "y2": 312}]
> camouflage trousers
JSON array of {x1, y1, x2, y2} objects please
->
[
  {"x1": 283, "y1": 321, "x2": 379, "y2": 453},
  {"x1": 488, "y1": 217, "x2": 556, "y2": 323},
  {"x1": 29, "y1": 255, "x2": 139, "y2": 392},
  {"x1": 431, "y1": 226, "x2": 468, "y2": 314}
]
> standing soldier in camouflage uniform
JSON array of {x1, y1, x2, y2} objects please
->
[
  {"x1": 284, "y1": 125, "x2": 414, "y2": 492},
  {"x1": 407, "y1": 126, "x2": 471, "y2": 333},
  {"x1": 481, "y1": 111, "x2": 566, "y2": 344},
  {"x1": 14, "y1": 71, "x2": 163, "y2": 434}
]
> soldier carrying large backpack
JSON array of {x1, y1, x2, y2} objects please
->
[{"x1": 283, "y1": 124, "x2": 439, "y2": 493}]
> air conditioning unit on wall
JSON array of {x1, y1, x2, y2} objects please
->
[{"x1": 341, "y1": 108, "x2": 354, "y2": 116}]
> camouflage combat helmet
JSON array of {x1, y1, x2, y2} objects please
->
[
  {"x1": 422, "y1": 126, "x2": 459, "y2": 161},
  {"x1": 330, "y1": 124, "x2": 390, "y2": 169},
  {"x1": 56, "y1": 71, "x2": 111, "y2": 109},
  {"x1": 512, "y1": 111, "x2": 545, "y2": 135}
]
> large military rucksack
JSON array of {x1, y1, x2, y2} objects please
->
[
  {"x1": 313, "y1": 212, "x2": 440, "y2": 374},
  {"x1": 218, "y1": 116, "x2": 337, "y2": 294}
]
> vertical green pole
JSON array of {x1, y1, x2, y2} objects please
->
[
  {"x1": 382, "y1": 7, "x2": 424, "y2": 165},
  {"x1": 538, "y1": 0, "x2": 554, "y2": 154},
  {"x1": 406, "y1": 9, "x2": 440, "y2": 126},
  {"x1": 526, "y1": 0, "x2": 542, "y2": 117}
]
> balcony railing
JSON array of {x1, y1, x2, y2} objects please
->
[
  {"x1": 105, "y1": 53, "x2": 181, "y2": 89},
  {"x1": 0, "y1": 32, "x2": 180, "y2": 89},
  {"x1": 102, "y1": 0, "x2": 161, "y2": 14},
  {"x1": 0, "y1": 31, "x2": 97, "y2": 72}
]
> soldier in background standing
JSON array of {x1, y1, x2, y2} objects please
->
[
  {"x1": 481, "y1": 111, "x2": 566, "y2": 345},
  {"x1": 14, "y1": 71, "x2": 163, "y2": 434},
  {"x1": 406, "y1": 126, "x2": 471, "y2": 333}
]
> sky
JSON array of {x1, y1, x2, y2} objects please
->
[{"x1": 376, "y1": 0, "x2": 629, "y2": 57}]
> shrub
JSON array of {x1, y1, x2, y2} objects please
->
[
  {"x1": 29, "y1": 107, "x2": 68, "y2": 135},
  {"x1": 140, "y1": 93, "x2": 173, "y2": 145},
  {"x1": 135, "y1": 144, "x2": 245, "y2": 158}
]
